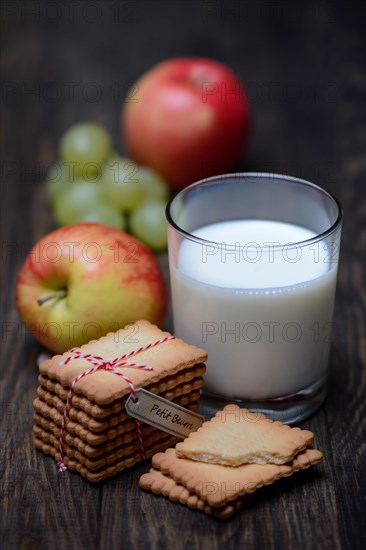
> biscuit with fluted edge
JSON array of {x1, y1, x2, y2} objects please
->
[
  {"x1": 33, "y1": 320, "x2": 207, "y2": 482},
  {"x1": 153, "y1": 447, "x2": 323, "y2": 508},
  {"x1": 37, "y1": 364, "x2": 205, "y2": 419},
  {"x1": 139, "y1": 468, "x2": 248, "y2": 519},
  {"x1": 33, "y1": 391, "x2": 200, "y2": 446},
  {"x1": 33, "y1": 412, "x2": 156, "y2": 457},
  {"x1": 33, "y1": 423, "x2": 178, "y2": 471},
  {"x1": 38, "y1": 320, "x2": 207, "y2": 405},
  {"x1": 33, "y1": 435, "x2": 176, "y2": 483},
  {"x1": 176, "y1": 404, "x2": 314, "y2": 466},
  {"x1": 33, "y1": 396, "x2": 199, "y2": 457},
  {"x1": 35, "y1": 375, "x2": 204, "y2": 432}
]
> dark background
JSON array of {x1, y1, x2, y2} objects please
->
[{"x1": 1, "y1": 1, "x2": 365, "y2": 549}]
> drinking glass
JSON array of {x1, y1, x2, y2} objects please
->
[{"x1": 166, "y1": 173, "x2": 342, "y2": 423}]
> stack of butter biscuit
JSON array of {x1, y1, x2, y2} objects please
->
[
  {"x1": 33, "y1": 320, "x2": 207, "y2": 482},
  {"x1": 140, "y1": 404, "x2": 323, "y2": 518}
]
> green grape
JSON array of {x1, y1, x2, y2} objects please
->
[
  {"x1": 78, "y1": 204, "x2": 126, "y2": 231},
  {"x1": 59, "y1": 122, "x2": 112, "y2": 179},
  {"x1": 45, "y1": 163, "x2": 73, "y2": 203},
  {"x1": 53, "y1": 180, "x2": 103, "y2": 226},
  {"x1": 101, "y1": 157, "x2": 144, "y2": 212},
  {"x1": 130, "y1": 200, "x2": 168, "y2": 251},
  {"x1": 138, "y1": 167, "x2": 170, "y2": 202}
]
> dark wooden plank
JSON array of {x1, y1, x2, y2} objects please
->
[{"x1": 1, "y1": 1, "x2": 365, "y2": 549}]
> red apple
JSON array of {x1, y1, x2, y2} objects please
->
[
  {"x1": 121, "y1": 57, "x2": 250, "y2": 190},
  {"x1": 16, "y1": 223, "x2": 167, "y2": 354}
]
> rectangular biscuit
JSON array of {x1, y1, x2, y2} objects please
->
[
  {"x1": 152, "y1": 447, "x2": 323, "y2": 508},
  {"x1": 33, "y1": 321, "x2": 208, "y2": 481},
  {"x1": 33, "y1": 436, "x2": 176, "y2": 483},
  {"x1": 34, "y1": 413, "x2": 155, "y2": 458},
  {"x1": 39, "y1": 320, "x2": 208, "y2": 405},
  {"x1": 175, "y1": 404, "x2": 314, "y2": 466},
  {"x1": 33, "y1": 396, "x2": 199, "y2": 459},
  {"x1": 37, "y1": 364, "x2": 205, "y2": 419},
  {"x1": 33, "y1": 423, "x2": 178, "y2": 471},
  {"x1": 139, "y1": 468, "x2": 248, "y2": 519},
  {"x1": 33, "y1": 391, "x2": 201, "y2": 446},
  {"x1": 36, "y1": 374, "x2": 204, "y2": 432}
]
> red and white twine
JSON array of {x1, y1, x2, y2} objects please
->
[{"x1": 57, "y1": 335, "x2": 175, "y2": 472}]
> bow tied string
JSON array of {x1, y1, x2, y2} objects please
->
[{"x1": 56, "y1": 335, "x2": 175, "y2": 472}]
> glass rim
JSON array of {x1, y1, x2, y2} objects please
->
[{"x1": 166, "y1": 172, "x2": 343, "y2": 250}]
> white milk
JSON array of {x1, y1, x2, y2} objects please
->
[{"x1": 170, "y1": 220, "x2": 338, "y2": 399}]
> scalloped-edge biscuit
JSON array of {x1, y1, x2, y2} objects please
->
[
  {"x1": 39, "y1": 320, "x2": 208, "y2": 405},
  {"x1": 36, "y1": 375, "x2": 204, "y2": 432},
  {"x1": 33, "y1": 321, "x2": 207, "y2": 481},
  {"x1": 33, "y1": 397, "x2": 199, "y2": 455},
  {"x1": 176, "y1": 404, "x2": 314, "y2": 466},
  {"x1": 38, "y1": 365, "x2": 205, "y2": 419},
  {"x1": 33, "y1": 424, "x2": 178, "y2": 471},
  {"x1": 33, "y1": 400, "x2": 199, "y2": 459},
  {"x1": 33, "y1": 392, "x2": 200, "y2": 446},
  {"x1": 139, "y1": 468, "x2": 248, "y2": 519},
  {"x1": 153, "y1": 447, "x2": 323, "y2": 508},
  {"x1": 34, "y1": 413, "x2": 156, "y2": 457},
  {"x1": 33, "y1": 436, "x2": 176, "y2": 483},
  {"x1": 38, "y1": 366, "x2": 205, "y2": 419}
]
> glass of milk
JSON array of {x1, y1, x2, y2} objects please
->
[{"x1": 166, "y1": 173, "x2": 342, "y2": 423}]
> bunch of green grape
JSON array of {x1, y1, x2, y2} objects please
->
[{"x1": 45, "y1": 122, "x2": 170, "y2": 251}]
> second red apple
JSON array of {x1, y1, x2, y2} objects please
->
[{"x1": 121, "y1": 58, "x2": 250, "y2": 190}]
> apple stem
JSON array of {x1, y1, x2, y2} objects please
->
[{"x1": 37, "y1": 290, "x2": 67, "y2": 306}]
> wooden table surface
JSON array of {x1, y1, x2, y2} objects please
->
[{"x1": 1, "y1": 1, "x2": 365, "y2": 548}]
